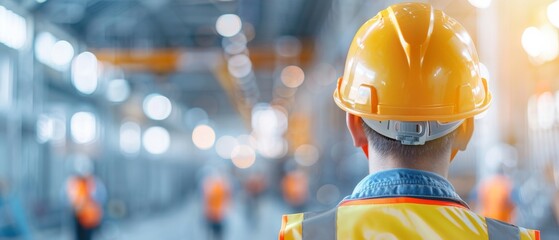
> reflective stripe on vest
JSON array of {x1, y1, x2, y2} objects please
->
[
  {"x1": 486, "y1": 218, "x2": 519, "y2": 240},
  {"x1": 279, "y1": 197, "x2": 540, "y2": 240},
  {"x1": 302, "y1": 208, "x2": 336, "y2": 240}
]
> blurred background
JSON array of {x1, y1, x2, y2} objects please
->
[{"x1": 0, "y1": 0, "x2": 558, "y2": 239}]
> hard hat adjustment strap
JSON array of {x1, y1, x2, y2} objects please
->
[{"x1": 363, "y1": 119, "x2": 464, "y2": 145}]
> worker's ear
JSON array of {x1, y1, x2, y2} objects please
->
[
  {"x1": 346, "y1": 113, "x2": 369, "y2": 157},
  {"x1": 450, "y1": 117, "x2": 474, "y2": 160}
]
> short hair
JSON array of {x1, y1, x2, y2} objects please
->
[{"x1": 362, "y1": 121, "x2": 456, "y2": 161}]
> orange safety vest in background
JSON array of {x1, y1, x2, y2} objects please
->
[
  {"x1": 280, "y1": 197, "x2": 540, "y2": 240},
  {"x1": 203, "y1": 177, "x2": 230, "y2": 222},
  {"x1": 479, "y1": 175, "x2": 515, "y2": 223},
  {"x1": 67, "y1": 177, "x2": 102, "y2": 229},
  {"x1": 281, "y1": 172, "x2": 308, "y2": 207}
]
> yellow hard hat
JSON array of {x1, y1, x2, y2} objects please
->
[{"x1": 333, "y1": 2, "x2": 491, "y2": 123}]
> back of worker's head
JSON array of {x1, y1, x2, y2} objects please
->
[
  {"x1": 334, "y1": 3, "x2": 491, "y2": 161},
  {"x1": 362, "y1": 121, "x2": 456, "y2": 162}
]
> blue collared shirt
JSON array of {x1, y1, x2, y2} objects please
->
[{"x1": 344, "y1": 168, "x2": 468, "y2": 207}]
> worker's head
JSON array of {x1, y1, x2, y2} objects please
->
[
  {"x1": 333, "y1": 3, "x2": 491, "y2": 164},
  {"x1": 361, "y1": 119, "x2": 457, "y2": 162}
]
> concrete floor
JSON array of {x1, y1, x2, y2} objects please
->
[{"x1": 35, "y1": 194, "x2": 289, "y2": 240}]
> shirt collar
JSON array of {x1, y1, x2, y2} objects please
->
[{"x1": 346, "y1": 168, "x2": 468, "y2": 207}]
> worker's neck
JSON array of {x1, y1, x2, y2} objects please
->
[{"x1": 368, "y1": 151, "x2": 451, "y2": 178}]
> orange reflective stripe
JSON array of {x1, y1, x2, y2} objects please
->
[
  {"x1": 340, "y1": 197, "x2": 468, "y2": 209},
  {"x1": 279, "y1": 215, "x2": 286, "y2": 240}
]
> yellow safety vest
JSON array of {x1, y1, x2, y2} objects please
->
[{"x1": 279, "y1": 197, "x2": 540, "y2": 240}]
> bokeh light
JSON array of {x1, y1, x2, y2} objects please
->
[
  {"x1": 35, "y1": 32, "x2": 56, "y2": 65},
  {"x1": 522, "y1": 27, "x2": 544, "y2": 58},
  {"x1": 215, "y1": 135, "x2": 238, "y2": 159},
  {"x1": 231, "y1": 145, "x2": 256, "y2": 169},
  {"x1": 35, "y1": 32, "x2": 75, "y2": 71},
  {"x1": 216, "y1": 14, "x2": 242, "y2": 37},
  {"x1": 521, "y1": 26, "x2": 559, "y2": 63},
  {"x1": 537, "y1": 92, "x2": 555, "y2": 129},
  {"x1": 294, "y1": 144, "x2": 319, "y2": 166},
  {"x1": 120, "y1": 121, "x2": 141, "y2": 154},
  {"x1": 548, "y1": 0, "x2": 559, "y2": 29},
  {"x1": 281, "y1": 65, "x2": 305, "y2": 88},
  {"x1": 227, "y1": 54, "x2": 252, "y2": 78},
  {"x1": 36, "y1": 114, "x2": 54, "y2": 143},
  {"x1": 143, "y1": 94, "x2": 172, "y2": 120},
  {"x1": 71, "y1": 52, "x2": 99, "y2": 94},
  {"x1": 192, "y1": 125, "x2": 216, "y2": 150},
  {"x1": 0, "y1": 6, "x2": 26, "y2": 49},
  {"x1": 70, "y1": 112, "x2": 97, "y2": 144},
  {"x1": 50, "y1": 40, "x2": 74, "y2": 68},
  {"x1": 143, "y1": 126, "x2": 171, "y2": 155},
  {"x1": 106, "y1": 79, "x2": 131, "y2": 103}
]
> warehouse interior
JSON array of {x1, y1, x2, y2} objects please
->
[{"x1": 0, "y1": 0, "x2": 558, "y2": 239}]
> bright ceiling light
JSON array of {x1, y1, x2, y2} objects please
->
[
  {"x1": 0, "y1": 6, "x2": 27, "y2": 50},
  {"x1": 252, "y1": 104, "x2": 288, "y2": 136},
  {"x1": 120, "y1": 121, "x2": 141, "y2": 154},
  {"x1": 70, "y1": 112, "x2": 97, "y2": 144},
  {"x1": 35, "y1": 33, "x2": 74, "y2": 71},
  {"x1": 50, "y1": 40, "x2": 74, "y2": 68},
  {"x1": 281, "y1": 65, "x2": 305, "y2": 88},
  {"x1": 548, "y1": 0, "x2": 559, "y2": 29},
  {"x1": 231, "y1": 145, "x2": 256, "y2": 169},
  {"x1": 256, "y1": 138, "x2": 287, "y2": 159},
  {"x1": 106, "y1": 78, "x2": 130, "y2": 103},
  {"x1": 143, "y1": 126, "x2": 170, "y2": 155},
  {"x1": 522, "y1": 27, "x2": 544, "y2": 58},
  {"x1": 72, "y1": 52, "x2": 98, "y2": 94},
  {"x1": 216, "y1": 14, "x2": 242, "y2": 37},
  {"x1": 192, "y1": 124, "x2": 216, "y2": 150},
  {"x1": 540, "y1": 25, "x2": 559, "y2": 62},
  {"x1": 468, "y1": 0, "x2": 491, "y2": 9},
  {"x1": 521, "y1": 26, "x2": 559, "y2": 63},
  {"x1": 35, "y1": 32, "x2": 56, "y2": 65},
  {"x1": 143, "y1": 94, "x2": 172, "y2": 120},
  {"x1": 215, "y1": 135, "x2": 239, "y2": 159}
]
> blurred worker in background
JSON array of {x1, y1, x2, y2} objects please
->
[
  {"x1": 243, "y1": 171, "x2": 267, "y2": 224},
  {"x1": 202, "y1": 173, "x2": 231, "y2": 240},
  {"x1": 471, "y1": 143, "x2": 518, "y2": 223},
  {"x1": 476, "y1": 170, "x2": 516, "y2": 222},
  {"x1": 281, "y1": 170, "x2": 308, "y2": 213},
  {"x1": 65, "y1": 156, "x2": 107, "y2": 240},
  {"x1": 279, "y1": 3, "x2": 540, "y2": 239},
  {"x1": 0, "y1": 179, "x2": 31, "y2": 240}
]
